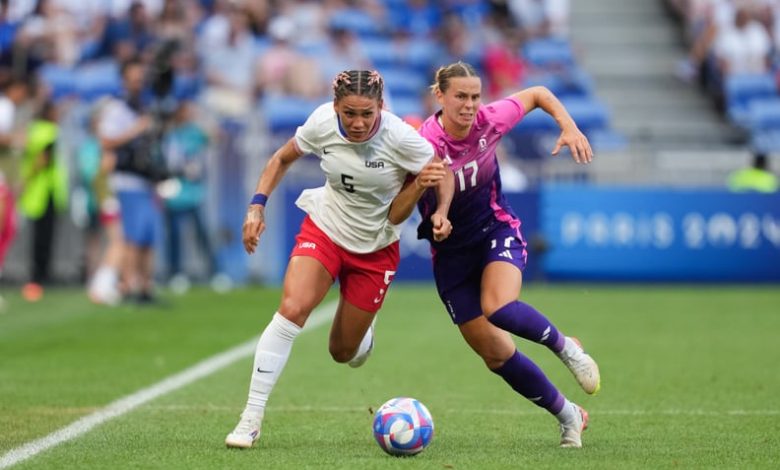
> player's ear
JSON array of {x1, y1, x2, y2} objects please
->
[{"x1": 377, "y1": 99, "x2": 385, "y2": 111}]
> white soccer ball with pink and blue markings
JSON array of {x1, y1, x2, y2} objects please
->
[{"x1": 372, "y1": 397, "x2": 434, "y2": 456}]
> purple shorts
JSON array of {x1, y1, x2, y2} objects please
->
[{"x1": 432, "y1": 222, "x2": 527, "y2": 325}]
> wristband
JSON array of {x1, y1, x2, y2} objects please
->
[{"x1": 250, "y1": 193, "x2": 268, "y2": 206}]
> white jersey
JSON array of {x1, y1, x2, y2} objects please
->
[{"x1": 294, "y1": 103, "x2": 434, "y2": 253}]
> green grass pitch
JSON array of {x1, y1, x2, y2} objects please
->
[{"x1": 1, "y1": 283, "x2": 779, "y2": 469}]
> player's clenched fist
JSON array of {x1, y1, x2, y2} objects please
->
[
  {"x1": 242, "y1": 205, "x2": 266, "y2": 254},
  {"x1": 415, "y1": 158, "x2": 449, "y2": 189}
]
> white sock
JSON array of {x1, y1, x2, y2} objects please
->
[
  {"x1": 89, "y1": 266, "x2": 120, "y2": 303},
  {"x1": 245, "y1": 313, "x2": 302, "y2": 415},
  {"x1": 557, "y1": 337, "x2": 580, "y2": 359},
  {"x1": 350, "y1": 326, "x2": 373, "y2": 362},
  {"x1": 555, "y1": 399, "x2": 578, "y2": 424}
]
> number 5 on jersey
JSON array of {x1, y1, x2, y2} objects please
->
[{"x1": 341, "y1": 174, "x2": 356, "y2": 193}]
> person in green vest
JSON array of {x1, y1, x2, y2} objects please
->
[
  {"x1": 728, "y1": 154, "x2": 779, "y2": 193},
  {"x1": 18, "y1": 102, "x2": 68, "y2": 301}
]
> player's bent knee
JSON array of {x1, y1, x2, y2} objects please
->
[{"x1": 277, "y1": 299, "x2": 313, "y2": 327}]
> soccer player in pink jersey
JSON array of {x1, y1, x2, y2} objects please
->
[
  {"x1": 225, "y1": 70, "x2": 453, "y2": 449},
  {"x1": 416, "y1": 62, "x2": 599, "y2": 448}
]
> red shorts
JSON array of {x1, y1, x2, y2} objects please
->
[{"x1": 290, "y1": 216, "x2": 399, "y2": 313}]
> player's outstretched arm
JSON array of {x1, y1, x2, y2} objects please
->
[
  {"x1": 512, "y1": 86, "x2": 593, "y2": 164},
  {"x1": 243, "y1": 138, "x2": 304, "y2": 254},
  {"x1": 387, "y1": 157, "x2": 449, "y2": 225}
]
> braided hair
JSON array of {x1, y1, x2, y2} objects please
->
[{"x1": 332, "y1": 70, "x2": 384, "y2": 103}]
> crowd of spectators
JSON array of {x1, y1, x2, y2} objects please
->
[
  {"x1": 669, "y1": 0, "x2": 777, "y2": 100},
  {"x1": 0, "y1": 0, "x2": 579, "y2": 303}
]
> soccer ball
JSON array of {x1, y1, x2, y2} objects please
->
[{"x1": 372, "y1": 397, "x2": 434, "y2": 456}]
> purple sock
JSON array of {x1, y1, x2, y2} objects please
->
[
  {"x1": 491, "y1": 350, "x2": 565, "y2": 414},
  {"x1": 488, "y1": 301, "x2": 565, "y2": 352}
]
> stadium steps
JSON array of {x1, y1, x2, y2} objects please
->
[{"x1": 569, "y1": 0, "x2": 745, "y2": 150}]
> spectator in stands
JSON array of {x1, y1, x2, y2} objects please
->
[
  {"x1": 714, "y1": 4, "x2": 771, "y2": 77},
  {"x1": 507, "y1": 0, "x2": 570, "y2": 40},
  {"x1": 199, "y1": 1, "x2": 257, "y2": 117},
  {"x1": 388, "y1": 0, "x2": 442, "y2": 38},
  {"x1": 728, "y1": 153, "x2": 778, "y2": 193},
  {"x1": 436, "y1": 11, "x2": 484, "y2": 68},
  {"x1": 0, "y1": 0, "x2": 23, "y2": 76},
  {"x1": 109, "y1": 0, "x2": 163, "y2": 19},
  {"x1": 100, "y1": 1, "x2": 158, "y2": 64},
  {"x1": 482, "y1": 21, "x2": 527, "y2": 101},
  {"x1": 16, "y1": 0, "x2": 81, "y2": 67},
  {"x1": 98, "y1": 58, "x2": 160, "y2": 304},
  {"x1": 318, "y1": 26, "x2": 371, "y2": 85},
  {"x1": 78, "y1": 98, "x2": 123, "y2": 306},
  {"x1": 255, "y1": 15, "x2": 325, "y2": 99},
  {"x1": 278, "y1": 0, "x2": 327, "y2": 47},
  {"x1": 19, "y1": 102, "x2": 67, "y2": 301},
  {"x1": 156, "y1": 0, "x2": 201, "y2": 43},
  {"x1": 675, "y1": 0, "x2": 734, "y2": 85}
]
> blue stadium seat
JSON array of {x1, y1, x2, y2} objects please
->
[
  {"x1": 725, "y1": 73, "x2": 778, "y2": 128},
  {"x1": 522, "y1": 38, "x2": 575, "y2": 68},
  {"x1": 261, "y1": 95, "x2": 322, "y2": 134},
  {"x1": 523, "y1": 67, "x2": 595, "y2": 99},
  {"x1": 329, "y1": 8, "x2": 385, "y2": 37},
  {"x1": 75, "y1": 61, "x2": 122, "y2": 102},
  {"x1": 514, "y1": 108, "x2": 558, "y2": 133},
  {"x1": 748, "y1": 98, "x2": 780, "y2": 132},
  {"x1": 751, "y1": 129, "x2": 780, "y2": 154},
  {"x1": 173, "y1": 74, "x2": 202, "y2": 100},
  {"x1": 561, "y1": 97, "x2": 610, "y2": 134},
  {"x1": 360, "y1": 37, "x2": 436, "y2": 73},
  {"x1": 588, "y1": 129, "x2": 629, "y2": 152},
  {"x1": 389, "y1": 96, "x2": 423, "y2": 119},
  {"x1": 38, "y1": 65, "x2": 77, "y2": 101},
  {"x1": 360, "y1": 38, "x2": 397, "y2": 68},
  {"x1": 379, "y1": 66, "x2": 426, "y2": 99}
]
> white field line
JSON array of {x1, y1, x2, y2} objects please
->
[
  {"x1": 143, "y1": 404, "x2": 780, "y2": 417},
  {"x1": 0, "y1": 302, "x2": 337, "y2": 470}
]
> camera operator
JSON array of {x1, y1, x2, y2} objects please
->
[{"x1": 98, "y1": 57, "x2": 162, "y2": 304}]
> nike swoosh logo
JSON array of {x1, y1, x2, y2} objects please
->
[{"x1": 256, "y1": 367, "x2": 273, "y2": 373}]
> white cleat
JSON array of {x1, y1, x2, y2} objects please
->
[
  {"x1": 558, "y1": 336, "x2": 601, "y2": 395},
  {"x1": 560, "y1": 403, "x2": 589, "y2": 448},
  {"x1": 348, "y1": 320, "x2": 375, "y2": 368},
  {"x1": 225, "y1": 412, "x2": 262, "y2": 448}
]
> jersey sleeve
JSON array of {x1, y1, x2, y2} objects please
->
[
  {"x1": 294, "y1": 104, "x2": 328, "y2": 156},
  {"x1": 483, "y1": 97, "x2": 525, "y2": 135},
  {"x1": 394, "y1": 122, "x2": 435, "y2": 174}
]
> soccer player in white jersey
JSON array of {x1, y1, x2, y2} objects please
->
[
  {"x1": 225, "y1": 70, "x2": 454, "y2": 449},
  {"x1": 415, "y1": 62, "x2": 599, "y2": 448}
]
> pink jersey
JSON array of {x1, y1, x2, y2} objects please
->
[{"x1": 417, "y1": 97, "x2": 526, "y2": 250}]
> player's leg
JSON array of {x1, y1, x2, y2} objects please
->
[
  {"x1": 328, "y1": 296, "x2": 376, "y2": 366},
  {"x1": 226, "y1": 255, "x2": 333, "y2": 448},
  {"x1": 329, "y1": 241, "x2": 399, "y2": 367},
  {"x1": 480, "y1": 227, "x2": 600, "y2": 395},
  {"x1": 480, "y1": 227, "x2": 565, "y2": 352},
  {"x1": 458, "y1": 317, "x2": 588, "y2": 447}
]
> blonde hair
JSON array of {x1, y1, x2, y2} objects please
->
[{"x1": 430, "y1": 61, "x2": 478, "y2": 95}]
